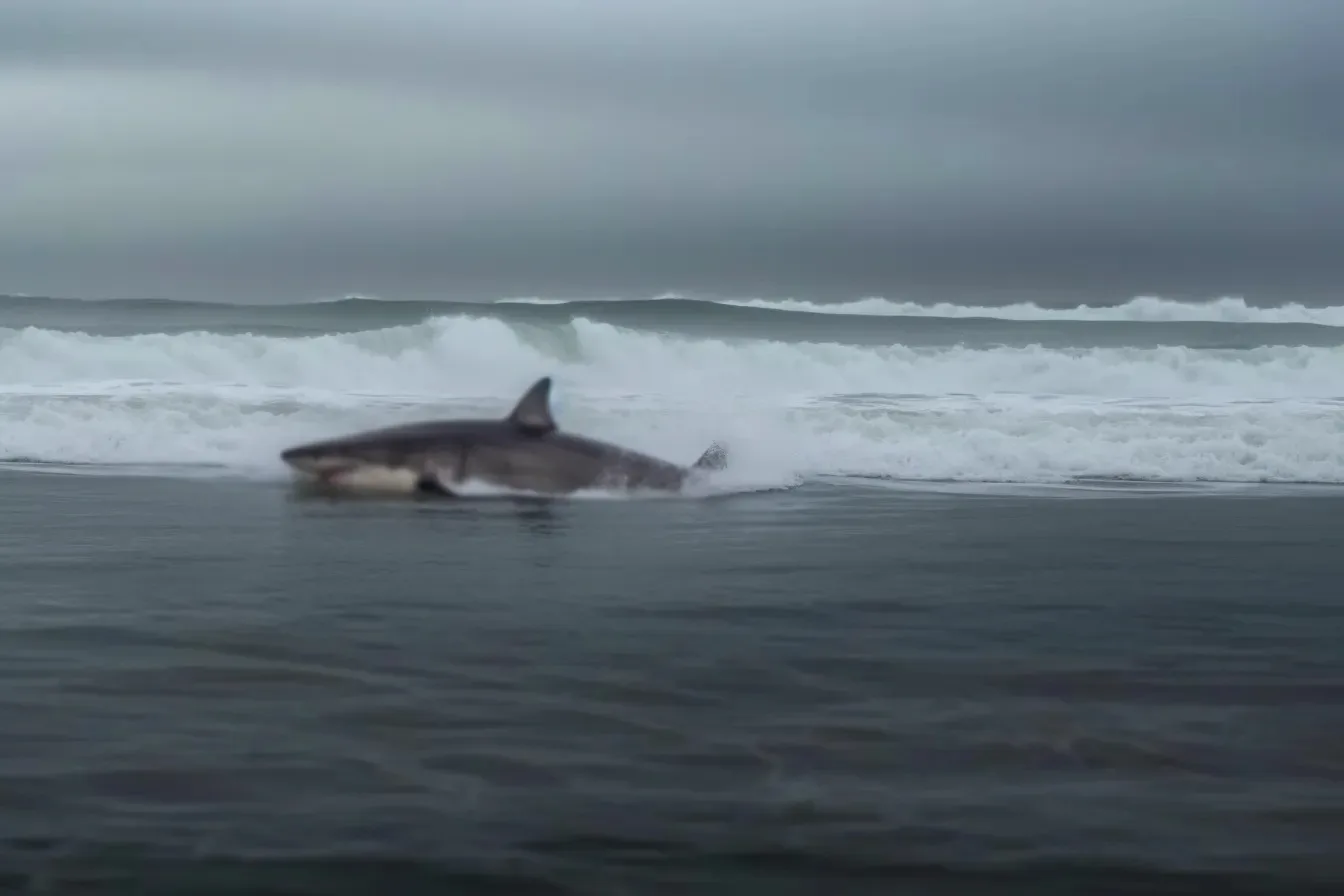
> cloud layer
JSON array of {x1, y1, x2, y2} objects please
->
[{"x1": 3, "y1": 0, "x2": 1342, "y2": 302}]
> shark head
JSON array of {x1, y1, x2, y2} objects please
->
[
  {"x1": 279, "y1": 377, "x2": 558, "y2": 491},
  {"x1": 279, "y1": 432, "x2": 406, "y2": 478}
]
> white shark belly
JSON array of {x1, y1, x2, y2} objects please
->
[{"x1": 311, "y1": 465, "x2": 423, "y2": 494}]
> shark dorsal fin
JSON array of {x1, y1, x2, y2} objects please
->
[{"x1": 506, "y1": 376, "x2": 557, "y2": 433}]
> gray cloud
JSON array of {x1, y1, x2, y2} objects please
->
[{"x1": 2, "y1": 0, "x2": 1342, "y2": 303}]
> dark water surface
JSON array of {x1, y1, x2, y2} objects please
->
[{"x1": 1, "y1": 470, "x2": 1341, "y2": 893}]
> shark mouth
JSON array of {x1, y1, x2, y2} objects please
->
[{"x1": 296, "y1": 464, "x2": 428, "y2": 495}]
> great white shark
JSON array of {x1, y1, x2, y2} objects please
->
[{"x1": 279, "y1": 376, "x2": 728, "y2": 497}]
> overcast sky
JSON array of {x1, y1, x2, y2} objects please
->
[{"x1": 2, "y1": 0, "x2": 1342, "y2": 303}]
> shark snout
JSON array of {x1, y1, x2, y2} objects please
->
[{"x1": 280, "y1": 442, "x2": 352, "y2": 475}]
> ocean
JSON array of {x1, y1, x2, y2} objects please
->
[{"x1": 1, "y1": 292, "x2": 1342, "y2": 894}]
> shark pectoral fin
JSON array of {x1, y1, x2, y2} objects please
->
[
  {"x1": 692, "y1": 441, "x2": 729, "y2": 472},
  {"x1": 413, "y1": 464, "x2": 456, "y2": 497},
  {"x1": 415, "y1": 473, "x2": 456, "y2": 496}
]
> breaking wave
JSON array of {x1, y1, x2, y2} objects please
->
[
  {"x1": 503, "y1": 294, "x2": 1344, "y2": 326},
  {"x1": 2, "y1": 313, "x2": 1342, "y2": 489}
]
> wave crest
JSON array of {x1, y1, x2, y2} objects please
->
[{"x1": 502, "y1": 294, "x2": 1344, "y2": 327}]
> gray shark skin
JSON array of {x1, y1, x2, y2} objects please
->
[{"x1": 279, "y1": 376, "x2": 728, "y2": 497}]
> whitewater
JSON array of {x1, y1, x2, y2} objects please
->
[{"x1": 2, "y1": 294, "x2": 1343, "y2": 489}]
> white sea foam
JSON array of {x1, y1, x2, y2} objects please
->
[
  {"x1": 500, "y1": 294, "x2": 1344, "y2": 327},
  {"x1": 2, "y1": 317, "x2": 1342, "y2": 489}
]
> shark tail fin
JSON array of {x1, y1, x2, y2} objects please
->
[{"x1": 692, "y1": 441, "x2": 729, "y2": 472}]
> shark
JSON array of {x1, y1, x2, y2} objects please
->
[{"x1": 279, "y1": 376, "x2": 728, "y2": 497}]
